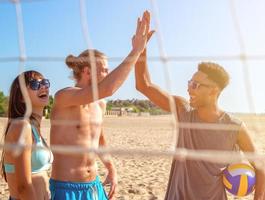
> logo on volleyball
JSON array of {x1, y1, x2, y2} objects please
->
[{"x1": 223, "y1": 163, "x2": 256, "y2": 196}]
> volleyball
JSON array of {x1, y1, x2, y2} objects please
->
[{"x1": 223, "y1": 163, "x2": 256, "y2": 196}]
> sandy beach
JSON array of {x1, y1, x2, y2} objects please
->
[{"x1": 0, "y1": 115, "x2": 264, "y2": 200}]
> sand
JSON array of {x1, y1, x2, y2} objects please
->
[{"x1": 0, "y1": 115, "x2": 264, "y2": 200}]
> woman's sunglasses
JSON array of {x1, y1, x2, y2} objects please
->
[{"x1": 29, "y1": 79, "x2": 50, "y2": 90}]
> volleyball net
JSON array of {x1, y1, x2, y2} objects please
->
[{"x1": 0, "y1": 0, "x2": 265, "y2": 180}]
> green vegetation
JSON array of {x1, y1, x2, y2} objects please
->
[
  {"x1": 44, "y1": 95, "x2": 54, "y2": 119},
  {"x1": 0, "y1": 91, "x2": 8, "y2": 117}
]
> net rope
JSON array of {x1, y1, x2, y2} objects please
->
[{"x1": 0, "y1": 0, "x2": 264, "y2": 175}]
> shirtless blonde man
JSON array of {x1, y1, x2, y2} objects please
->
[{"x1": 50, "y1": 11, "x2": 152, "y2": 200}]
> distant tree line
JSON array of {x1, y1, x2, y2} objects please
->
[
  {"x1": 0, "y1": 91, "x2": 8, "y2": 117},
  {"x1": 0, "y1": 91, "x2": 168, "y2": 118},
  {"x1": 106, "y1": 99, "x2": 168, "y2": 115}
]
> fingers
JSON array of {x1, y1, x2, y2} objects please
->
[
  {"x1": 137, "y1": 19, "x2": 145, "y2": 37},
  {"x1": 136, "y1": 10, "x2": 149, "y2": 37},
  {"x1": 132, "y1": 10, "x2": 154, "y2": 53},
  {"x1": 141, "y1": 30, "x2": 155, "y2": 55},
  {"x1": 103, "y1": 179, "x2": 116, "y2": 200},
  {"x1": 103, "y1": 173, "x2": 117, "y2": 200},
  {"x1": 140, "y1": 30, "x2": 154, "y2": 57},
  {"x1": 108, "y1": 183, "x2": 116, "y2": 200},
  {"x1": 135, "y1": 17, "x2": 141, "y2": 36},
  {"x1": 147, "y1": 30, "x2": 155, "y2": 42},
  {"x1": 144, "y1": 11, "x2": 151, "y2": 38},
  {"x1": 141, "y1": 11, "x2": 149, "y2": 36}
]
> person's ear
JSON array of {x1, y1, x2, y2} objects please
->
[
  {"x1": 83, "y1": 66, "x2": 91, "y2": 76},
  {"x1": 210, "y1": 86, "x2": 220, "y2": 96}
]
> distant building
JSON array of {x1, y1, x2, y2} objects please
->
[
  {"x1": 105, "y1": 107, "x2": 152, "y2": 117},
  {"x1": 105, "y1": 107, "x2": 127, "y2": 116}
]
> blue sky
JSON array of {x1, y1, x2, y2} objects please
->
[{"x1": 0, "y1": 0, "x2": 265, "y2": 113}]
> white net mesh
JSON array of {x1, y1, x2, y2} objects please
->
[{"x1": 0, "y1": 0, "x2": 264, "y2": 199}]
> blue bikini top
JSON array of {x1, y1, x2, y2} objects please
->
[{"x1": 4, "y1": 125, "x2": 53, "y2": 174}]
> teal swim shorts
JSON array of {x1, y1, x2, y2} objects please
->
[{"x1": 49, "y1": 176, "x2": 108, "y2": 200}]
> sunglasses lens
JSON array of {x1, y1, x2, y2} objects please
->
[
  {"x1": 188, "y1": 80, "x2": 199, "y2": 90},
  {"x1": 41, "y1": 79, "x2": 50, "y2": 88},
  {"x1": 29, "y1": 79, "x2": 50, "y2": 90},
  {"x1": 29, "y1": 80, "x2": 40, "y2": 90},
  {"x1": 192, "y1": 82, "x2": 198, "y2": 89}
]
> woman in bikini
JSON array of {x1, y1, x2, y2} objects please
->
[{"x1": 1, "y1": 70, "x2": 53, "y2": 200}]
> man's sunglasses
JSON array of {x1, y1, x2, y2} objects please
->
[
  {"x1": 188, "y1": 80, "x2": 211, "y2": 90},
  {"x1": 97, "y1": 68, "x2": 109, "y2": 73},
  {"x1": 29, "y1": 79, "x2": 50, "y2": 90}
]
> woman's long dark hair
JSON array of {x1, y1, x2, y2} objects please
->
[{"x1": 0, "y1": 70, "x2": 43, "y2": 181}]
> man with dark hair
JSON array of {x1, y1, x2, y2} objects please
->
[
  {"x1": 135, "y1": 49, "x2": 265, "y2": 199},
  {"x1": 198, "y1": 62, "x2": 230, "y2": 90}
]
